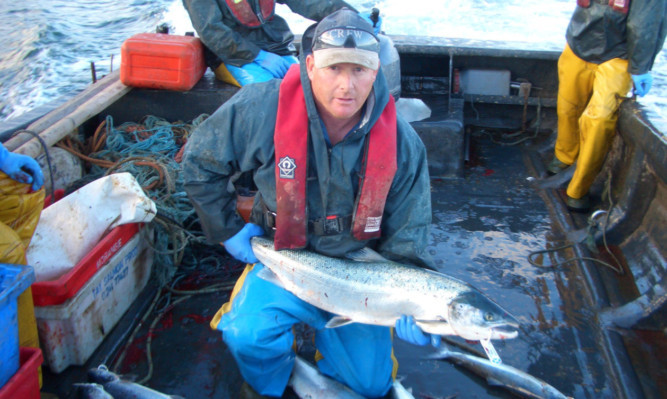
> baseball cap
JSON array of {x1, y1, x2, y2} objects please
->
[{"x1": 311, "y1": 8, "x2": 380, "y2": 71}]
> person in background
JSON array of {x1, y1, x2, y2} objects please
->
[
  {"x1": 0, "y1": 142, "x2": 44, "y2": 264},
  {"x1": 547, "y1": 0, "x2": 666, "y2": 212},
  {"x1": 0, "y1": 142, "x2": 44, "y2": 383},
  {"x1": 183, "y1": 9, "x2": 435, "y2": 399},
  {"x1": 182, "y1": 0, "x2": 383, "y2": 87}
]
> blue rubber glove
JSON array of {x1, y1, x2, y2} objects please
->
[
  {"x1": 253, "y1": 50, "x2": 291, "y2": 78},
  {"x1": 223, "y1": 223, "x2": 265, "y2": 263},
  {"x1": 632, "y1": 73, "x2": 653, "y2": 97},
  {"x1": 395, "y1": 315, "x2": 441, "y2": 347},
  {"x1": 0, "y1": 144, "x2": 44, "y2": 191},
  {"x1": 359, "y1": 11, "x2": 383, "y2": 35}
]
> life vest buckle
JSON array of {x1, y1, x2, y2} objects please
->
[
  {"x1": 323, "y1": 216, "x2": 343, "y2": 235},
  {"x1": 264, "y1": 210, "x2": 277, "y2": 231},
  {"x1": 309, "y1": 215, "x2": 351, "y2": 236}
]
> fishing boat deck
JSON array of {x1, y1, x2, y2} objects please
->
[
  {"x1": 34, "y1": 37, "x2": 666, "y2": 399},
  {"x1": 40, "y1": 102, "x2": 658, "y2": 399}
]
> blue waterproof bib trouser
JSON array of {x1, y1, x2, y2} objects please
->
[{"x1": 210, "y1": 263, "x2": 395, "y2": 398}]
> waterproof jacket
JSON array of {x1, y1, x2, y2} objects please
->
[
  {"x1": 182, "y1": 63, "x2": 433, "y2": 269},
  {"x1": 566, "y1": 0, "x2": 667, "y2": 74},
  {"x1": 182, "y1": 0, "x2": 356, "y2": 68}
]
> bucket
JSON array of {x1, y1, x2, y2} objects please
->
[
  {"x1": 0, "y1": 347, "x2": 43, "y2": 399},
  {"x1": 0, "y1": 264, "x2": 35, "y2": 388}
]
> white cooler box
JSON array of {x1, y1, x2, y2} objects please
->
[{"x1": 34, "y1": 230, "x2": 153, "y2": 373}]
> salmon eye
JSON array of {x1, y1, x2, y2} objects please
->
[{"x1": 485, "y1": 312, "x2": 494, "y2": 321}]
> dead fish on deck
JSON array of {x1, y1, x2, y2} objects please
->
[
  {"x1": 251, "y1": 236, "x2": 519, "y2": 341},
  {"x1": 88, "y1": 365, "x2": 185, "y2": 399},
  {"x1": 289, "y1": 356, "x2": 415, "y2": 399},
  {"x1": 74, "y1": 383, "x2": 113, "y2": 399},
  {"x1": 390, "y1": 379, "x2": 416, "y2": 399},
  {"x1": 426, "y1": 345, "x2": 571, "y2": 399},
  {"x1": 531, "y1": 165, "x2": 575, "y2": 189},
  {"x1": 289, "y1": 356, "x2": 365, "y2": 398}
]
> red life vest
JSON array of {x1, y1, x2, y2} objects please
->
[
  {"x1": 577, "y1": 0, "x2": 630, "y2": 14},
  {"x1": 224, "y1": 0, "x2": 275, "y2": 28},
  {"x1": 273, "y1": 65, "x2": 397, "y2": 250}
]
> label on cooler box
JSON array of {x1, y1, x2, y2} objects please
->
[
  {"x1": 91, "y1": 245, "x2": 137, "y2": 301},
  {"x1": 96, "y1": 238, "x2": 124, "y2": 269}
]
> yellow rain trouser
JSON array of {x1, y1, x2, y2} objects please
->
[
  {"x1": 214, "y1": 55, "x2": 298, "y2": 87},
  {"x1": 0, "y1": 172, "x2": 44, "y2": 386},
  {"x1": 214, "y1": 63, "x2": 242, "y2": 88},
  {"x1": 555, "y1": 44, "x2": 632, "y2": 199}
]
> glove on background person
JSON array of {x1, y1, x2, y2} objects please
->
[
  {"x1": 631, "y1": 73, "x2": 653, "y2": 97},
  {"x1": 0, "y1": 144, "x2": 44, "y2": 191}
]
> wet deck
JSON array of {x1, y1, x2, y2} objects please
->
[
  {"x1": 42, "y1": 112, "x2": 662, "y2": 399},
  {"x1": 414, "y1": 131, "x2": 609, "y2": 398}
]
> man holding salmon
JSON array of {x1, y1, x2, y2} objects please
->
[{"x1": 184, "y1": 9, "x2": 439, "y2": 398}]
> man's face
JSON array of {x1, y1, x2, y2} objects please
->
[{"x1": 306, "y1": 54, "x2": 378, "y2": 122}]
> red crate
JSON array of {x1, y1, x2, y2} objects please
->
[
  {"x1": 0, "y1": 347, "x2": 42, "y2": 399},
  {"x1": 31, "y1": 223, "x2": 142, "y2": 306},
  {"x1": 121, "y1": 33, "x2": 206, "y2": 91}
]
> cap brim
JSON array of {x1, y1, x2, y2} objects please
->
[{"x1": 313, "y1": 48, "x2": 379, "y2": 70}]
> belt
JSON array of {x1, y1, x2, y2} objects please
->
[
  {"x1": 309, "y1": 215, "x2": 352, "y2": 236},
  {"x1": 260, "y1": 200, "x2": 351, "y2": 236}
]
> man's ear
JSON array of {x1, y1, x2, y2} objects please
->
[{"x1": 306, "y1": 54, "x2": 315, "y2": 80}]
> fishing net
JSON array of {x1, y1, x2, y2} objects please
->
[{"x1": 56, "y1": 114, "x2": 231, "y2": 286}]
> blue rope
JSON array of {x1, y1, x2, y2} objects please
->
[{"x1": 87, "y1": 114, "x2": 211, "y2": 284}]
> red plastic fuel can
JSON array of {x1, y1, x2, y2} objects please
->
[{"x1": 120, "y1": 33, "x2": 206, "y2": 91}]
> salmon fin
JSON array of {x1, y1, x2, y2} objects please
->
[
  {"x1": 256, "y1": 266, "x2": 285, "y2": 288},
  {"x1": 325, "y1": 316, "x2": 355, "y2": 328},
  {"x1": 346, "y1": 247, "x2": 389, "y2": 263}
]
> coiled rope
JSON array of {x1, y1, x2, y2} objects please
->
[{"x1": 57, "y1": 114, "x2": 212, "y2": 285}]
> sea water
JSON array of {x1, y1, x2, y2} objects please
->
[{"x1": 1, "y1": 0, "x2": 665, "y2": 133}]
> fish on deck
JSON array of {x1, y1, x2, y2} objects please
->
[
  {"x1": 87, "y1": 366, "x2": 184, "y2": 399},
  {"x1": 75, "y1": 383, "x2": 114, "y2": 399},
  {"x1": 289, "y1": 355, "x2": 416, "y2": 399},
  {"x1": 427, "y1": 345, "x2": 571, "y2": 399}
]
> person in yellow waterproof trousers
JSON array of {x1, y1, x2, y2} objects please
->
[
  {"x1": 0, "y1": 143, "x2": 45, "y2": 385},
  {"x1": 549, "y1": 0, "x2": 666, "y2": 212},
  {"x1": 554, "y1": 44, "x2": 632, "y2": 208}
]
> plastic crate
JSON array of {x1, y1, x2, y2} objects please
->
[
  {"x1": 31, "y1": 223, "x2": 142, "y2": 306},
  {"x1": 0, "y1": 347, "x2": 42, "y2": 399},
  {"x1": 0, "y1": 264, "x2": 35, "y2": 388},
  {"x1": 35, "y1": 230, "x2": 153, "y2": 373},
  {"x1": 121, "y1": 32, "x2": 206, "y2": 91}
]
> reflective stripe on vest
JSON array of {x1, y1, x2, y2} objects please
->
[
  {"x1": 577, "y1": 0, "x2": 630, "y2": 13},
  {"x1": 224, "y1": 0, "x2": 275, "y2": 28},
  {"x1": 274, "y1": 65, "x2": 397, "y2": 250},
  {"x1": 608, "y1": 0, "x2": 629, "y2": 14}
]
